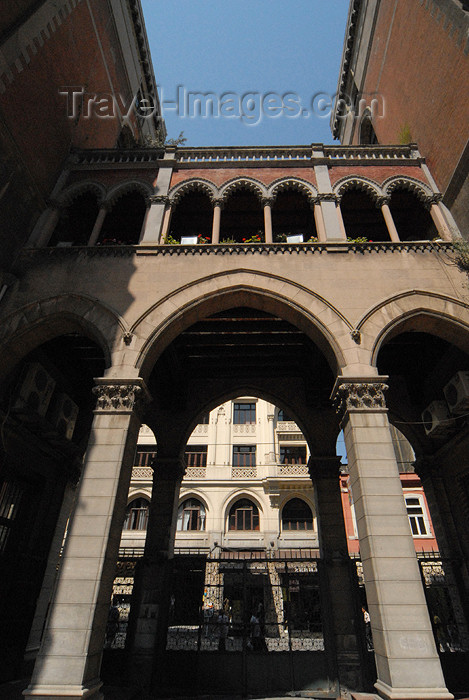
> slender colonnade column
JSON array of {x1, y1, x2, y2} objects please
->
[
  {"x1": 211, "y1": 197, "x2": 223, "y2": 244},
  {"x1": 378, "y1": 197, "x2": 400, "y2": 242},
  {"x1": 262, "y1": 196, "x2": 273, "y2": 243},
  {"x1": 87, "y1": 203, "x2": 109, "y2": 246},
  {"x1": 332, "y1": 377, "x2": 452, "y2": 700},
  {"x1": 24, "y1": 378, "x2": 150, "y2": 700}
]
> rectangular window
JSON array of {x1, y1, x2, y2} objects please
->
[
  {"x1": 185, "y1": 445, "x2": 208, "y2": 468},
  {"x1": 232, "y1": 445, "x2": 256, "y2": 468},
  {"x1": 233, "y1": 402, "x2": 256, "y2": 424},
  {"x1": 279, "y1": 445, "x2": 307, "y2": 465},
  {"x1": 405, "y1": 495, "x2": 429, "y2": 536},
  {"x1": 134, "y1": 448, "x2": 156, "y2": 467},
  {"x1": 0, "y1": 481, "x2": 23, "y2": 553}
]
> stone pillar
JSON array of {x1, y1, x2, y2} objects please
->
[
  {"x1": 127, "y1": 457, "x2": 185, "y2": 690},
  {"x1": 140, "y1": 195, "x2": 170, "y2": 244},
  {"x1": 414, "y1": 457, "x2": 469, "y2": 647},
  {"x1": 160, "y1": 202, "x2": 173, "y2": 243},
  {"x1": 211, "y1": 198, "x2": 223, "y2": 244},
  {"x1": 35, "y1": 205, "x2": 61, "y2": 247},
  {"x1": 87, "y1": 204, "x2": 109, "y2": 246},
  {"x1": 262, "y1": 197, "x2": 273, "y2": 243},
  {"x1": 313, "y1": 201, "x2": 327, "y2": 242},
  {"x1": 310, "y1": 456, "x2": 367, "y2": 692},
  {"x1": 378, "y1": 197, "x2": 400, "y2": 242},
  {"x1": 25, "y1": 482, "x2": 77, "y2": 657},
  {"x1": 332, "y1": 378, "x2": 452, "y2": 700},
  {"x1": 429, "y1": 201, "x2": 452, "y2": 241},
  {"x1": 321, "y1": 194, "x2": 347, "y2": 241},
  {"x1": 23, "y1": 379, "x2": 150, "y2": 700}
]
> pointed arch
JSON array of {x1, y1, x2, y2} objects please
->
[
  {"x1": 57, "y1": 181, "x2": 107, "y2": 207},
  {"x1": 382, "y1": 176, "x2": 434, "y2": 204},
  {"x1": 106, "y1": 180, "x2": 154, "y2": 207}
]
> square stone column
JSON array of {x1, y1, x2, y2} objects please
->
[
  {"x1": 311, "y1": 456, "x2": 368, "y2": 693},
  {"x1": 23, "y1": 379, "x2": 150, "y2": 700},
  {"x1": 332, "y1": 378, "x2": 452, "y2": 700},
  {"x1": 126, "y1": 457, "x2": 184, "y2": 690}
]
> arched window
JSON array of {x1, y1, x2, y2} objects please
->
[
  {"x1": 220, "y1": 188, "x2": 264, "y2": 242},
  {"x1": 177, "y1": 498, "x2": 206, "y2": 531},
  {"x1": 388, "y1": 188, "x2": 438, "y2": 241},
  {"x1": 99, "y1": 190, "x2": 147, "y2": 245},
  {"x1": 170, "y1": 190, "x2": 212, "y2": 242},
  {"x1": 123, "y1": 498, "x2": 149, "y2": 530},
  {"x1": 228, "y1": 499, "x2": 259, "y2": 531},
  {"x1": 50, "y1": 191, "x2": 100, "y2": 246},
  {"x1": 282, "y1": 498, "x2": 313, "y2": 531}
]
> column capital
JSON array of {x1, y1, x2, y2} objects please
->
[
  {"x1": 149, "y1": 194, "x2": 170, "y2": 206},
  {"x1": 152, "y1": 456, "x2": 186, "y2": 481},
  {"x1": 92, "y1": 378, "x2": 151, "y2": 415},
  {"x1": 307, "y1": 455, "x2": 342, "y2": 479},
  {"x1": 331, "y1": 376, "x2": 389, "y2": 420},
  {"x1": 261, "y1": 196, "x2": 274, "y2": 207},
  {"x1": 376, "y1": 195, "x2": 391, "y2": 208},
  {"x1": 413, "y1": 455, "x2": 438, "y2": 480},
  {"x1": 319, "y1": 192, "x2": 339, "y2": 203},
  {"x1": 211, "y1": 196, "x2": 225, "y2": 210}
]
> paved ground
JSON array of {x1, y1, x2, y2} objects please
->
[{"x1": 1, "y1": 680, "x2": 468, "y2": 700}]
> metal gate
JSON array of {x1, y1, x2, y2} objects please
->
[{"x1": 158, "y1": 550, "x2": 337, "y2": 697}]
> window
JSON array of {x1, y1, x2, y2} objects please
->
[
  {"x1": 134, "y1": 448, "x2": 156, "y2": 467},
  {"x1": 405, "y1": 495, "x2": 429, "y2": 536},
  {"x1": 232, "y1": 445, "x2": 256, "y2": 468},
  {"x1": 199, "y1": 413, "x2": 210, "y2": 424},
  {"x1": 123, "y1": 498, "x2": 149, "y2": 530},
  {"x1": 282, "y1": 498, "x2": 313, "y2": 531},
  {"x1": 229, "y1": 499, "x2": 259, "y2": 531},
  {"x1": 233, "y1": 402, "x2": 256, "y2": 424},
  {"x1": 177, "y1": 498, "x2": 206, "y2": 531},
  {"x1": 185, "y1": 445, "x2": 207, "y2": 468},
  {"x1": 279, "y1": 445, "x2": 306, "y2": 465}
]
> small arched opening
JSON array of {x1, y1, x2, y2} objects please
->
[
  {"x1": 177, "y1": 498, "x2": 206, "y2": 531},
  {"x1": 50, "y1": 191, "x2": 100, "y2": 246},
  {"x1": 99, "y1": 190, "x2": 147, "y2": 245},
  {"x1": 124, "y1": 498, "x2": 150, "y2": 531},
  {"x1": 228, "y1": 498, "x2": 260, "y2": 531},
  {"x1": 272, "y1": 190, "x2": 317, "y2": 242},
  {"x1": 339, "y1": 188, "x2": 389, "y2": 241},
  {"x1": 220, "y1": 188, "x2": 264, "y2": 242},
  {"x1": 388, "y1": 189, "x2": 438, "y2": 241},
  {"x1": 359, "y1": 115, "x2": 378, "y2": 145},
  {"x1": 169, "y1": 190, "x2": 213, "y2": 243}
]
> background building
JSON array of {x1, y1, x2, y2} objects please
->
[{"x1": 331, "y1": 0, "x2": 469, "y2": 235}]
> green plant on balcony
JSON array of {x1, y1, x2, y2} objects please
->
[
  {"x1": 197, "y1": 234, "x2": 211, "y2": 244},
  {"x1": 242, "y1": 232, "x2": 264, "y2": 243},
  {"x1": 306, "y1": 236, "x2": 318, "y2": 243},
  {"x1": 274, "y1": 233, "x2": 288, "y2": 243},
  {"x1": 164, "y1": 234, "x2": 180, "y2": 245},
  {"x1": 220, "y1": 237, "x2": 237, "y2": 244},
  {"x1": 347, "y1": 236, "x2": 372, "y2": 243},
  {"x1": 451, "y1": 236, "x2": 469, "y2": 281}
]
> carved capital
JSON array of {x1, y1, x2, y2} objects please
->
[
  {"x1": 332, "y1": 377, "x2": 389, "y2": 419},
  {"x1": 92, "y1": 379, "x2": 151, "y2": 414},
  {"x1": 211, "y1": 196, "x2": 225, "y2": 210},
  {"x1": 376, "y1": 195, "x2": 390, "y2": 208},
  {"x1": 150, "y1": 194, "x2": 170, "y2": 206},
  {"x1": 308, "y1": 456, "x2": 342, "y2": 480},
  {"x1": 261, "y1": 196, "x2": 274, "y2": 208},
  {"x1": 152, "y1": 457, "x2": 186, "y2": 481},
  {"x1": 413, "y1": 455, "x2": 438, "y2": 481},
  {"x1": 319, "y1": 192, "x2": 339, "y2": 203}
]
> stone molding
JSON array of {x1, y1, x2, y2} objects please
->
[
  {"x1": 149, "y1": 194, "x2": 170, "y2": 206},
  {"x1": 331, "y1": 377, "x2": 389, "y2": 419},
  {"x1": 92, "y1": 378, "x2": 151, "y2": 414},
  {"x1": 20, "y1": 240, "x2": 454, "y2": 258}
]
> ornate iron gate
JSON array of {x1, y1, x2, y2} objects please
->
[{"x1": 158, "y1": 550, "x2": 337, "y2": 697}]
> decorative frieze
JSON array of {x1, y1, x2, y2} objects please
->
[
  {"x1": 92, "y1": 379, "x2": 151, "y2": 414},
  {"x1": 332, "y1": 379, "x2": 389, "y2": 419}
]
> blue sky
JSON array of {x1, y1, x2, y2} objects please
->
[{"x1": 141, "y1": 1, "x2": 350, "y2": 147}]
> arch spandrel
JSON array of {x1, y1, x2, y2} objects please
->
[
  {"x1": 0, "y1": 294, "x2": 126, "y2": 379},
  {"x1": 353, "y1": 290, "x2": 469, "y2": 366},
  {"x1": 131, "y1": 270, "x2": 359, "y2": 381}
]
